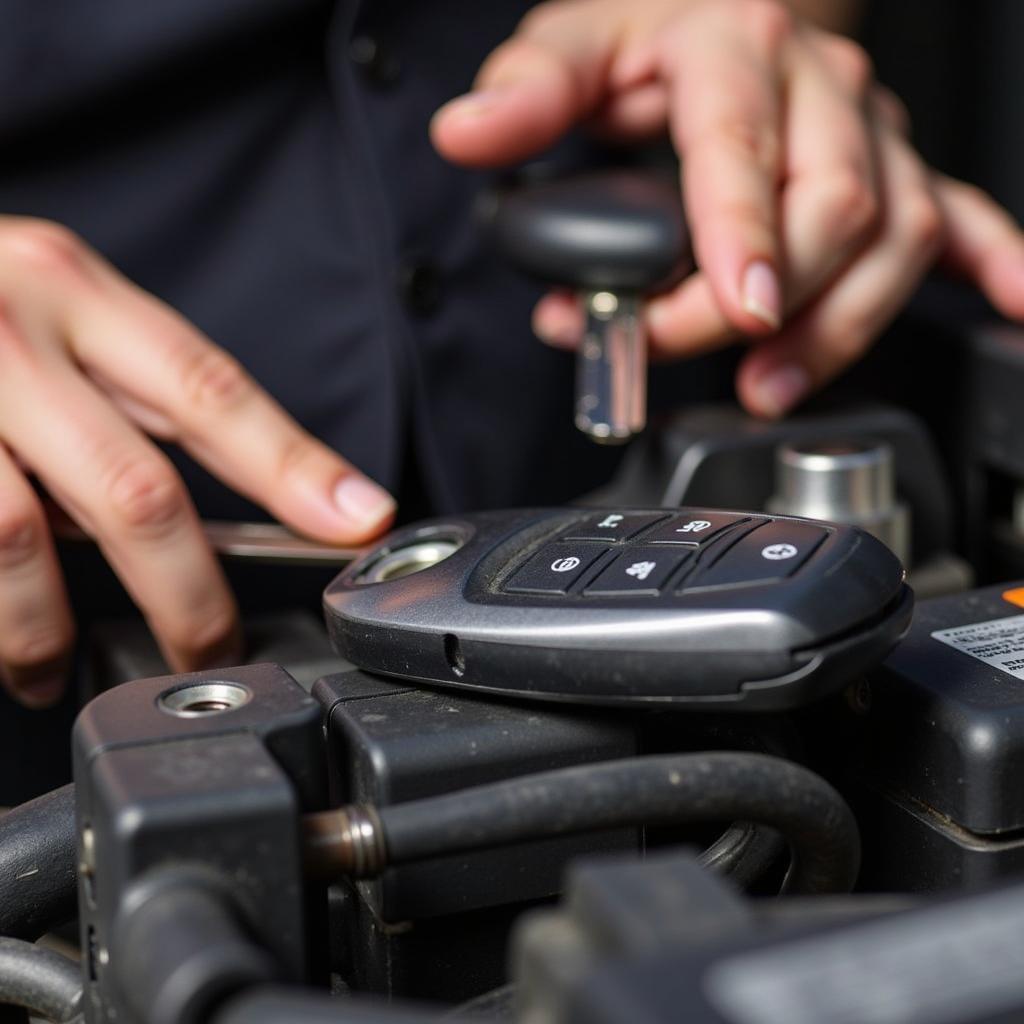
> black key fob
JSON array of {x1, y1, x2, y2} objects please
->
[{"x1": 323, "y1": 507, "x2": 912, "y2": 710}]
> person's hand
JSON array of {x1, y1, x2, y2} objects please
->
[
  {"x1": 432, "y1": 0, "x2": 1024, "y2": 417},
  {"x1": 0, "y1": 220, "x2": 396, "y2": 707}
]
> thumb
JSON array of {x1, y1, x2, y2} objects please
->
[{"x1": 430, "y1": 4, "x2": 620, "y2": 168}]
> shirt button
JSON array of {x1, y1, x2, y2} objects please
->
[
  {"x1": 349, "y1": 33, "x2": 401, "y2": 88},
  {"x1": 398, "y1": 261, "x2": 443, "y2": 316}
]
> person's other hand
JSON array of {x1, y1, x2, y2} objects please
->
[
  {"x1": 432, "y1": 0, "x2": 1024, "y2": 417},
  {"x1": 0, "y1": 220, "x2": 395, "y2": 707}
]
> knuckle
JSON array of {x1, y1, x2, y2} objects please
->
[
  {"x1": 0, "y1": 218, "x2": 85, "y2": 276},
  {"x1": 174, "y1": 342, "x2": 253, "y2": 415},
  {"x1": 516, "y1": 1, "x2": 565, "y2": 38},
  {"x1": 105, "y1": 457, "x2": 187, "y2": 536},
  {"x1": 829, "y1": 321, "x2": 873, "y2": 362},
  {"x1": 276, "y1": 431, "x2": 322, "y2": 483},
  {"x1": 820, "y1": 169, "x2": 880, "y2": 245},
  {"x1": 710, "y1": 118, "x2": 780, "y2": 173},
  {"x1": 738, "y1": 0, "x2": 793, "y2": 52},
  {"x1": 716, "y1": 195, "x2": 776, "y2": 236},
  {"x1": 0, "y1": 305, "x2": 33, "y2": 362},
  {"x1": 825, "y1": 37, "x2": 874, "y2": 95},
  {"x1": 0, "y1": 507, "x2": 41, "y2": 572},
  {"x1": 904, "y1": 193, "x2": 946, "y2": 254},
  {"x1": 948, "y1": 179, "x2": 987, "y2": 210},
  {"x1": 873, "y1": 85, "x2": 912, "y2": 135}
]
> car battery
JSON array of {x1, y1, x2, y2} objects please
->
[
  {"x1": 313, "y1": 669, "x2": 640, "y2": 1001},
  {"x1": 854, "y1": 582, "x2": 1024, "y2": 890}
]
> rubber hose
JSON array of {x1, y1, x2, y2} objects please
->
[
  {"x1": 699, "y1": 822, "x2": 786, "y2": 888},
  {"x1": 0, "y1": 937, "x2": 81, "y2": 1022},
  {"x1": 378, "y1": 752, "x2": 859, "y2": 894},
  {"x1": 0, "y1": 785, "x2": 77, "y2": 940}
]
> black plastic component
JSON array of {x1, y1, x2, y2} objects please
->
[
  {"x1": 516, "y1": 855, "x2": 1024, "y2": 1024},
  {"x1": 216, "y1": 987, "x2": 444, "y2": 1024},
  {"x1": 324, "y1": 507, "x2": 912, "y2": 710},
  {"x1": 85, "y1": 611, "x2": 350, "y2": 701},
  {"x1": 316, "y1": 671, "x2": 637, "y2": 919},
  {"x1": 112, "y1": 869, "x2": 277, "y2": 1024},
  {"x1": 955, "y1": 325, "x2": 1024, "y2": 582},
  {"x1": 0, "y1": 784, "x2": 76, "y2": 941},
  {"x1": 855, "y1": 582, "x2": 1024, "y2": 890},
  {"x1": 644, "y1": 512, "x2": 749, "y2": 546},
  {"x1": 485, "y1": 170, "x2": 692, "y2": 293},
  {"x1": 505, "y1": 543, "x2": 608, "y2": 594},
  {"x1": 691, "y1": 522, "x2": 826, "y2": 589},
  {"x1": 868, "y1": 583, "x2": 1024, "y2": 832},
  {"x1": 563, "y1": 511, "x2": 669, "y2": 543},
  {"x1": 74, "y1": 663, "x2": 326, "y2": 1024},
  {"x1": 515, "y1": 851, "x2": 753, "y2": 1024},
  {"x1": 314, "y1": 670, "x2": 637, "y2": 1002},
  {"x1": 584, "y1": 546, "x2": 693, "y2": 596},
  {"x1": 599, "y1": 402, "x2": 953, "y2": 573}
]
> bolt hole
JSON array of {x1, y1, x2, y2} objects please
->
[
  {"x1": 184, "y1": 700, "x2": 230, "y2": 712},
  {"x1": 444, "y1": 634, "x2": 465, "y2": 677},
  {"x1": 159, "y1": 682, "x2": 252, "y2": 718}
]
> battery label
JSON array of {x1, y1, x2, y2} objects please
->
[{"x1": 930, "y1": 614, "x2": 1024, "y2": 679}]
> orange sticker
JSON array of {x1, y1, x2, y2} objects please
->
[{"x1": 1003, "y1": 587, "x2": 1024, "y2": 608}]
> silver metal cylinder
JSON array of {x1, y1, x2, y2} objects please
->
[
  {"x1": 575, "y1": 290, "x2": 646, "y2": 443},
  {"x1": 767, "y1": 439, "x2": 911, "y2": 564}
]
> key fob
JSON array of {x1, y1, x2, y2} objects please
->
[{"x1": 323, "y1": 507, "x2": 912, "y2": 710}]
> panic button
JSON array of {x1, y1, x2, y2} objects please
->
[
  {"x1": 585, "y1": 546, "x2": 694, "y2": 596},
  {"x1": 692, "y1": 522, "x2": 827, "y2": 588}
]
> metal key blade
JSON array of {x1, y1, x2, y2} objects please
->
[
  {"x1": 575, "y1": 290, "x2": 646, "y2": 443},
  {"x1": 54, "y1": 519, "x2": 367, "y2": 568}
]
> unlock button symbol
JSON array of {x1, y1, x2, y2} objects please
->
[{"x1": 676, "y1": 519, "x2": 712, "y2": 534}]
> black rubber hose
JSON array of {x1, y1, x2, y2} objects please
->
[
  {"x1": 0, "y1": 937, "x2": 81, "y2": 1022},
  {"x1": 378, "y1": 753, "x2": 859, "y2": 894},
  {"x1": 0, "y1": 785, "x2": 77, "y2": 941},
  {"x1": 698, "y1": 822, "x2": 785, "y2": 888}
]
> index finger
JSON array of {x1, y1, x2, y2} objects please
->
[
  {"x1": 660, "y1": 3, "x2": 789, "y2": 334},
  {"x1": 63, "y1": 280, "x2": 396, "y2": 545}
]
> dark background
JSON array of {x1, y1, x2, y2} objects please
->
[{"x1": 864, "y1": 1, "x2": 1024, "y2": 225}]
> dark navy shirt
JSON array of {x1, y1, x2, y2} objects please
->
[
  {"x1": 0, "y1": 0, "x2": 722, "y2": 516},
  {"x1": 0, "y1": 1, "x2": 731, "y2": 799}
]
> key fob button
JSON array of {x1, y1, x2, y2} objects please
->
[
  {"x1": 562, "y1": 512, "x2": 669, "y2": 543},
  {"x1": 584, "y1": 546, "x2": 694, "y2": 596},
  {"x1": 645, "y1": 512, "x2": 750, "y2": 546},
  {"x1": 690, "y1": 521, "x2": 827, "y2": 589},
  {"x1": 505, "y1": 544, "x2": 608, "y2": 594}
]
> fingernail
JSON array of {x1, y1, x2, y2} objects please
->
[
  {"x1": 438, "y1": 89, "x2": 506, "y2": 120},
  {"x1": 752, "y1": 363, "x2": 811, "y2": 418},
  {"x1": 334, "y1": 476, "x2": 396, "y2": 529},
  {"x1": 742, "y1": 260, "x2": 782, "y2": 329}
]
